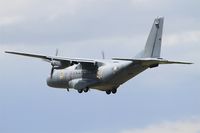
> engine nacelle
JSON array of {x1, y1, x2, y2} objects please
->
[{"x1": 51, "y1": 60, "x2": 62, "y2": 67}]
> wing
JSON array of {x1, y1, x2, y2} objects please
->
[
  {"x1": 112, "y1": 58, "x2": 193, "y2": 67},
  {"x1": 5, "y1": 51, "x2": 102, "y2": 70}
]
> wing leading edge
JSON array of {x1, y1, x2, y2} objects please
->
[{"x1": 5, "y1": 51, "x2": 102, "y2": 70}]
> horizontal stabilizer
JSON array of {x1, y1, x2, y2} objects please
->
[{"x1": 112, "y1": 58, "x2": 193, "y2": 67}]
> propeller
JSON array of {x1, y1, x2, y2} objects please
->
[{"x1": 50, "y1": 49, "x2": 58, "y2": 78}]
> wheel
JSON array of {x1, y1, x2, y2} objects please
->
[
  {"x1": 78, "y1": 89, "x2": 83, "y2": 93},
  {"x1": 106, "y1": 90, "x2": 111, "y2": 95},
  {"x1": 84, "y1": 88, "x2": 89, "y2": 93},
  {"x1": 111, "y1": 89, "x2": 117, "y2": 94}
]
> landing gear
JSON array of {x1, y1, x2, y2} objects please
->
[
  {"x1": 83, "y1": 88, "x2": 89, "y2": 93},
  {"x1": 111, "y1": 88, "x2": 117, "y2": 94},
  {"x1": 78, "y1": 89, "x2": 83, "y2": 93},
  {"x1": 78, "y1": 88, "x2": 89, "y2": 93},
  {"x1": 106, "y1": 88, "x2": 117, "y2": 95},
  {"x1": 106, "y1": 90, "x2": 111, "y2": 95}
]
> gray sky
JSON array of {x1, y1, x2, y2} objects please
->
[{"x1": 0, "y1": 0, "x2": 200, "y2": 133}]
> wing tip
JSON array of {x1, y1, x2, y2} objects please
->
[
  {"x1": 184, "y1": 62, "x2": 193, "y2": 65},
  {"x1": 173, "y1": 61, "x2": 194, "y2": 65},
  {"x1": 5, "y1": 51, "x2": 18, "y2": 54}
]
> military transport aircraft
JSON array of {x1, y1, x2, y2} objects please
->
[{"x1": 5, "y1": 17, "x2": 192, "y2": 95}]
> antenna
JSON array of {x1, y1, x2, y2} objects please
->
[
  {"x1": 55, "y1": 48, "x2": 58, "y2": 56},
  {"x1": 101, "y1": 51, "x2": 105, "y2": 59}
]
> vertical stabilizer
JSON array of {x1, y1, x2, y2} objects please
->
[{"x1": 142, "y1": 17, "x2": 164, "y2": 58}]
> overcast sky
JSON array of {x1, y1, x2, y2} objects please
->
[{"x1": 0, "y1": 0, "x2": 200, "y2": 133}]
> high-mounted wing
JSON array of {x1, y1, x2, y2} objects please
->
[
  {"x1": 5, "y1": 51, "x2": 101, "y2": 70},
  {"x1": 5, "y1": 51, "x2": 49, "y2": 60}
]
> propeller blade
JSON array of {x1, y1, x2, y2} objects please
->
[
  {"x1": 50, "y1": 49, "x2": 59, "y2": 78},
  {"x1": 50, "y1": 67, "x2": 54, "y2": 78}
]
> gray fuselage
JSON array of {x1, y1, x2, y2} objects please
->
[{"x1": 47, "y1": 60, "x2": 147, "y2": 91}]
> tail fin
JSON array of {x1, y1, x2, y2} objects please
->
[{"x1": 141, "y1": 17, "x2": 164, "y2": 58}]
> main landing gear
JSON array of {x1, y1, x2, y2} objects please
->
[
  {"x1": 76, "y1": 88, "x2": 117, "y2": 95},
  {"x1": 78, "y1": 89, "x2": 83, "y2": 93},
  {"x1": 106, "y1": 88, "x2": 117, "y2": 95},
  {"x1": 77, "y1": 87, "x2": 89, "y2": 93}
]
